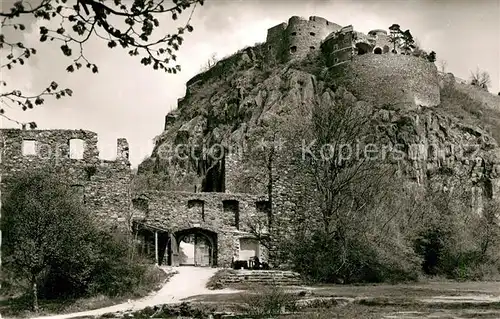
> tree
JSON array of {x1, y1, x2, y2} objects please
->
[
  {"x1": 0, "y1": 0, "x2": 204, "y2": 126},
  {"x1": 200, "y1": 52, "x2": 218, "y2": 72},
  {"x1": 469, "y1": 67, "x2": 491, "y2": 91},
  {"x1": 388, "y1": 23, "x2": 401, "y2": 53},
  {"x1": 236, "y1": 117, "x2": 283, "y2": 262},
  {"x1": 427, "y1": 50, "x2": 436, "y2": 63},
  {"x1": 1, "y1": 169, "x2": 95, "y2": 311},
  {"x1": 400, "y1": 29, "x2": 415, "y2": 54},
  {"x1": 282, "y1": 87, "x2": 417, "y2": 282}
]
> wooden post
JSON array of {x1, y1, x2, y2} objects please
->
[{"x1": 154, "y1": 231, "x2": 159, "y2": 266}]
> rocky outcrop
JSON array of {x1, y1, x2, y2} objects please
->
[{"x1": 138, "y1": 26, "x2": 500, "y2": 217}]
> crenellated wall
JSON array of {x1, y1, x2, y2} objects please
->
[
  {"x1": 0, "y1": 129, "x2": 132, "y2": 229},
  {"x1": 265, "y1": 16, "x2": 342, "y2": 63}
]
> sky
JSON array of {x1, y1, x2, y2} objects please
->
[{"x1": 1, "y1": 0, "x2": 499, "y2": 167}]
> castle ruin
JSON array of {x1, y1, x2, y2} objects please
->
[{"x1": 3, "y1": 16, "x2": 493, "y2": 271}]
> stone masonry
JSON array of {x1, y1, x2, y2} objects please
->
[
  {"x1": 131, "y1": 190, "x2": 270, "y2": 268},
  {"x1": 0, "y1": 128, "x2": 132, "y2": 229}
]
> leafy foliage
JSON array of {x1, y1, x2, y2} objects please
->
[
  {"x1": 0, "y1": 0, "x2": 204, "y2": 126},
  {"x1": 1, "y1": 168, "x2": 95, "y2": 310},
  {"x1": 1, "y1": 168, "x2": 158, "y2": 311},
  {"x1": 399, "y1": 29, "x2": 415, "y2": 54}
]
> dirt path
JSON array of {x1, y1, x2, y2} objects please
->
[{"x1": 29, "y1": 266, "x2": 238, "y2": 319}]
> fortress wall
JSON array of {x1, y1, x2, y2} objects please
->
[
  {"x1": 321, "y1": 28, "x2": 354, "y2": 67},
  {"x1": 284, "y1": 16, "x2": 342, "y2": 61},
  {"x1": 454, "y1": 81, "x2": 500, "y2": 112},
  {"x1": 347, "y1": 54, "x2": 440, "y2": 110},
  {"x1": 265, "y1": 22, "x2": 288, "y2": 63},
  {"x1": 372, "y1": 34, "x2": 392, "y2": 53},
  {"x1": 265, "y1": 16, "x2": 342, "y2": 63},
  {"x1": 0, "y1": 129, "x2": 132, "y2": 229}
]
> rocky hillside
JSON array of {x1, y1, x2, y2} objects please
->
[{"x1": 137, "y1": 36, "x2": 500, "y2": 210}]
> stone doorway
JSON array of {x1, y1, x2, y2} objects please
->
[{"x1": 173, "y1": 228, "x2": 217, "y2": 267}]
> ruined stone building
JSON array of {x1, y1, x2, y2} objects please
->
[
  {"x1": 0, "y1": 129, "x2": 132, "y2": 228},
  {"x1": 2, "y1": 16, "x2": 499, "y2": 271}
]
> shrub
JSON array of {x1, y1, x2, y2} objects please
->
[
  {"x1": 241, "y1": 284, "x2": 298, "y2": 317},
  {"x1": 1, "y1": 168, "x2": 156, "y2": 310}
]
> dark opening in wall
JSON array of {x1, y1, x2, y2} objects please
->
[
  {"x1": 310, "y1": 32, "x2": 316, "y2": 36},
  {"x1": 84, "y1": 165, "x2": 97, "y2": 181},
  {"x1": 290, "y1": 46, "x2": 297, "y2": 53},
  {"x1": 132, "y1": 196, "x2": 149, "y2": 213},
  {"x1": 202, "y1": 158, "x2": 225, "y2": 192},
  {"x1": 374, "y1": 47, "x2": 382, "y2": 54},
  {"x1": 291, "y1": 32, "x2": 297, "y2": 36},
  {"x1": 256, "y1": 200, "x2": 271, "y2": 230},
  {"x1": 309, "y1": 46, "x2": 315, "y2": 50},
  {"x1": 268, "y1": 45, "x2": 271, "y2": 50},
  {"x1": 356, "y1": 43, "x2": 370, "y2": 55},
  {"x1": 223, "y1": 200, "x2": 240, "y2": 230},
  {"x1": 188, "y1": 199, "x2": 205, "y2": 221}
]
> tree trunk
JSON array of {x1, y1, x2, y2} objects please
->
[{"x1": 31, "y1": 278, "x2": 39, "y2": 312}]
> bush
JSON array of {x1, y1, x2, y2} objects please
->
[
  {"x1": 241, "y1": 285, "x2": 298, "y2": 317},
  {"x1": 284, "y1": 229, "x2": 420, "y2": 284},
  {"x1": 1, "y1": 168, "x2": 156, "y2": 309}
]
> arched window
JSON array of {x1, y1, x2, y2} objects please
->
[
  {"x1": 290, "y1": 46, "x2": 297, "y2": 53},
  {"x1": 374, "y1": 47, "x2": 382, "y2": 54}
]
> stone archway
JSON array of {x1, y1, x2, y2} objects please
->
[
  {"x1": 355, "y1": 42, "x2": 372, "y2": 55},
  {"x1": 172, "y1": 228, "x2": 217, "y2": 267},
  {"x1": 373, "y1": 47, "x2": 382, "y2": 54}
]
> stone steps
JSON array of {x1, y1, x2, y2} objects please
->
[{"x1": 218, "y1": 270, "x2": 303, "y2": 286}]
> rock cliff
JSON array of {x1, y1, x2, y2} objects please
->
[{"x1": 137, "y1": 25, "x2": 500, "y2": 215}]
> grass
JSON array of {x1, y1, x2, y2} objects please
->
[
  {"x1": 182, "y1": 280, "x2": 500, "y2": 319},
  {"x1": 439, "y1": 83, "x2": 500, "y2": 143},
  {"x1": 0, "y1": 266, "x2": 173, "y2": 318}
]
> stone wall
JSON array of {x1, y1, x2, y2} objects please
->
[
  {"x1": 265, "y1": 16, "x2": 342, "y2": 63},
  {"x1": 368, "y1": 29, "x2": 392, "y2": 53},
  {"x1": 214, "y1": 269, "x2": 303, "y2": 287},
  {"x1": 347, "y1": 54, "x2": 441, "y2": 109},
  {"x1": 321, "y1": 25, "x2": 354, "y2": 67},
  {"x1": 0, "y1": 129, "x2": 132, "y2": 229},
  {"x1": 133, "y1": 190, "x2": 268, "y2": 267}
]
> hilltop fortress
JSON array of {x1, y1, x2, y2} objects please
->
[
  {"x1": 2, "y1": 16, "x2": 499, "y2": 272},
  {"x1": 182, "y1": 15, "x2": 442, "y2": 119},
  {"x1": 265, "y1": 16, "x2": 394, "y2": 65}
]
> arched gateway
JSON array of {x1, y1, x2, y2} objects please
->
[{"x1": 172, "y1": 228, "x2": 217, "y2": 267}]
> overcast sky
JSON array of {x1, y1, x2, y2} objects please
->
[{"x1": 1, "y1": 0, "x2": 499, "y2": 167}]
